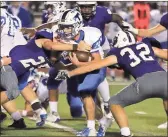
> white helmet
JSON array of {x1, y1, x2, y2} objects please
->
[
  {"x1": 57, "y1": 9, "x2": 83, "y2": 40},
  {"x1": 0, "y1": 1, "x2": 8, "y2": 8},
  {"x1": 76, "y1": 1, "x2": 97, "y2": 20},
  {"x1": 112, "y1": 31, "x2": 136, "y2": 48},
  {"x1": 44, "y1": 2, "x2": 66, "y2": 15}
]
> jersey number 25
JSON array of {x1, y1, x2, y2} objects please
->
[{"x1": 120, "y1": 43, "x2": 154, "y2": 67}]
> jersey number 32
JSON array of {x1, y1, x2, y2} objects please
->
[{"x1": 120, "y1": 43, "x2": 154, "y2": 67}]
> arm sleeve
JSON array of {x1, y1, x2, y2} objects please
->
[{"x1": 160, "y1": 13, "x2": 168, "y2": 29}]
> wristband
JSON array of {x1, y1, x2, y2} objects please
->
[{"x1": 73, "y1": 44, "x2": 78, "y2": 51}]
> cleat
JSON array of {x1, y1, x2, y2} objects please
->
[
  {"x1": 46, "y1": 112, "x2": 60, "y2": 123},
  {"x1": 0, "y1": 112, "x2": 7, "y2": 123},
  {"x1": 98, "y1": 116, "x2": 114, "y2": 136},
  {"x1": 8, "y1": 118, "x2": 26, "y2": 129},
  {"x1": 97, "y1": 125, "x2": 105, "y2": 136},
  {"x1": 36, "y1": 108, "x2": 47, "y2": 127},
  {"x1": 158, "y1": 122, "x2": 167, "y2": 129},
  {"x1": 121, "y1": 133, "x2": 133, "y2": 137},
  {"x1": 76, "y1": 127, "x2": 97, "y2": 136},
  {"x1": 104, "y1": 105, "x2": 110, "y2": 115}
]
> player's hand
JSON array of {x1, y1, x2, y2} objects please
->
[
  {"x1": 121, "y1": 21, "x2": 138, "y2": 34},
  {"x1": 77, "y1": 41, "x2": 91, "y2": 52},
  {"x1": 55, "y1": 70, "x2": 70, "y2": 80},
  {"x1": 20, "y1": 27, "x2": 37, "y2": 37},
  {"x1": 1, "y1": 56, "x2": 11, "y2": 66},
  {"x1": 69, "y1": 52, "x2": 80, "y2": 66}
]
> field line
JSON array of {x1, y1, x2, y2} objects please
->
[{"x1": 28, "y1": 117, "x2": 77, "y2": 135}]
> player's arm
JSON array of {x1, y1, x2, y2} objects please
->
[
  {"x1": 134, "y1": 24, "x2": 166, "y2": 37},
  {"x1": 20, "y1": 21, "x2": 58, "y2": 37},
  {"x1": 122, "y1": 21, "x2": 166, "y2": 37},
  {"x1": 67, "y1": 55, "x2": 117, "y2": 77},
  {"x1": 152, "y1": 47, "x2": 168, "y2": 61},
  {"x1": 69, "y1": 51, "x2": 101, "y2": 67},
  {"x1": 36, "y1": 39, "x2": 91, "y2": 52},
  {"x1": 36, "y1": 21, "x2": 58, "y2": 31},
  {"x1": 111, "y1": 13, "x2": 124, "y2": 29}
]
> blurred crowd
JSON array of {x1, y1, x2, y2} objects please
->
[{"x1": 6, "y1": 1, "x2": 167, "y2": 81}]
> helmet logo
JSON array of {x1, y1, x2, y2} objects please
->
[{"x1": 74, "y1": 13, "x2": 81, "y2": 23}]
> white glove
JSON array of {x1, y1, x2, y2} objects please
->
[
  {"x1": 122, "y1": 21, "x2": 139, "y2": 34},
  {"x1": 55, "y1": 70, "x2": 70, "y2": 80}
]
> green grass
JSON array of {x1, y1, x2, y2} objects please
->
[{"x1": 1, "y1": 84, "x2": 167, "y2": 136}]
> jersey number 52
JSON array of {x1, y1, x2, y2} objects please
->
[{"x1": 120, "y1": 43, "x2": 154, "y2": 67}]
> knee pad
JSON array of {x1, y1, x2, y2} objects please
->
[
  {"x1": 67, "y1": 93, "x2": 83, "y2": 117},
  {"x1": 70, "y1": 106, "x2": 83, "y2": 118}
]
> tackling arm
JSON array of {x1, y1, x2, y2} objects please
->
[
  {"x1": 123, "y1": 21, "x2": 166, "y2": 37},
  {"x1": 111, "y1": 13, "x2": 125, "y2": 29},
  {"x1": 69, "y1": 55, "x2": 118, "y2": 77},
  {"x1": 137, "y1": 24, "x2": 166, "y2": 37},
  {"x1": 40, "y1": 39, "x2": 90, "y2": 51},
  {"x1": 152, "y1": 47, "x2": 168, "y2": 61},
  {"x1": 20, "y1": 21, "x2": 58, "y2": 37},
  {"x1": 35, "y1": 21, "x2": 58, "y2": 31}
]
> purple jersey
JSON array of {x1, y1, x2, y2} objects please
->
[
  {"x1": 42, "y1": 11, "x2": 49, "y2": 24},
  {"x1": 9, "y1": 31, "x2": 53, "y2": 77},
  {"x1": 107, "y1": 38, "x2": 164, "y2": 79},
  {"x1": 160, "y1": 12, "x2": 168, "y2": 29},
  {"x1": 83, "y1": 6, "x2": 112, "y2": 34}
]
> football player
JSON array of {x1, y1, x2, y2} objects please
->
[
  {"x1": 56, "y1": 31, "x2": 167, "y2": 137},
  {"x1": 76, "y1": 3, "x2": 127, "y2": 133},
  {"x1": 0, "y1": 1, "x2": 27, "y2": 128},
  {"x1": 47, "y1": 9, "x2": 111, "y2": 136},
  {"x1": 123, "y1": 12, "x2": 168, "y2": 60}
]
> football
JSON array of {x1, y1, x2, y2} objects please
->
[{"x1": 70, "y1": 51, "x2": 93, "y2": 62}]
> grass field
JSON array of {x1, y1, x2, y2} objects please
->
[{"x1": 1, "y1": 83, "x2": 167, "y2": 136}]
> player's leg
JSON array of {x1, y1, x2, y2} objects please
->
[
  {"x1": 0, "y1": 65, "x2": 26, "y2": 128},
  {"x1": 97, "y1": 68, "x2": 114, "y2": 136},
  {"x1": 0, "y1": 91, "x2": 9, "y2": 105},
  {"x1": 76, "y1": 71, "x2": 104, "y2": 136},
  {"x1": 21, "y1": 84, "x2": 47, "y2": 127},
  {"x1": 47, "y1": 67, "x2": 62, "y2": 122},
  {"x1": 20, "y1": 77, "x2": 49, "y2": 118},
  {"x1": 0, "y1": 65, "x2": 20, "y2": 105},
  {"x1": 109, "y1": 71, "x2": 167, "y2": 137},
  {"x1": 3, "y1": 100, "x2": 26, "y2": 128},
  {"x1": 67, "y1": 92, "x2": 83, "y2": 118},
  {"x1": 0, "y1": 91, "x2": 8, "y2": 123},
  {"x1": 18, "y1": 71, "x2": 47, "y2": 127},
  {"x1": 158, "y1": 100, "x2": 168, "y2": 129},
  {"x1": 98, "y1": 38, "x2": 111, "y2": 109}
]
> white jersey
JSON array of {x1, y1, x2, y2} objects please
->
[
  {"x1": 80, "y1": 27, "x2": 104, "y2": 58},
  {"x1": 1, "y1": 8, "x2": 27, "y2": 56}
]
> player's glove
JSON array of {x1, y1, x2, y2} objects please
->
[
  {"x1": 121, "y1": 21, "x2": 139, "y2": 35},
  {"x1": 55, "y1": 70, "x2": 70, "y2": 80}
]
